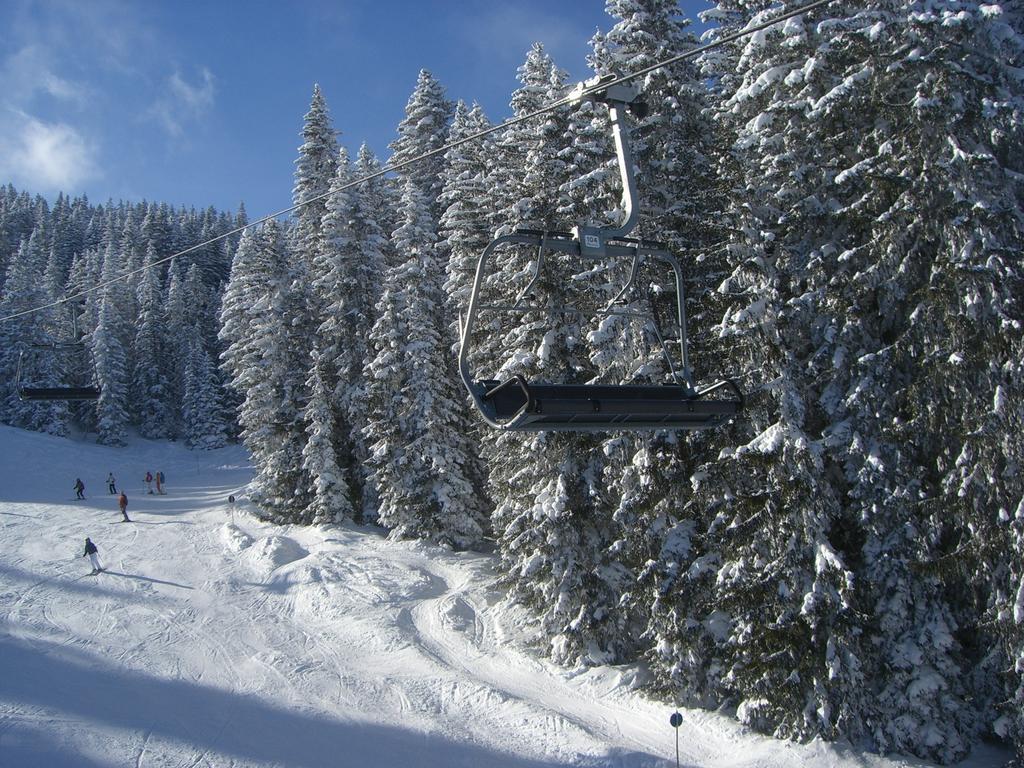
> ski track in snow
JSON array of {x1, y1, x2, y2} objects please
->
[{"x1": 0, "y1": 426, "x2": 1012, "y2": 768}]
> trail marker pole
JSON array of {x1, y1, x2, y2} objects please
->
[{"x1": 670, "y1": 711, "x2": 683, "y2": 768}]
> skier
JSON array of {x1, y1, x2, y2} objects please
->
[
  {"x1": 107, "y1": 472, "x2": 117, "y2": 494},
  {"x1": 155, "y1": 470, "x2": 165, "y2": 495},
  {"x1": 118, "y1": 491, "x2": 130, "y2": 522},
  {"x1": 74, "y1": 478, "x2": 85, "y2": 500},
  {"x1": 145, "y1": 471, "x2": 153, "y2": 494},
  {"x1": 82, "y1": 537, "x2": 102, "y2": 574}
]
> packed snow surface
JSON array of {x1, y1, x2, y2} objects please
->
[{"x1": 0, "y1": 425, "x2": 1010, "y2": 767}]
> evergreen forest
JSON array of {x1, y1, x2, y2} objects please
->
[{"x1": 0, "y1": 1, "x2": 1021, "y2": 763}]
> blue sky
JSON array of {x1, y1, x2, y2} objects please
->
[{"x1": 0, "y1": 0, "x2": 711, "y2": 218}]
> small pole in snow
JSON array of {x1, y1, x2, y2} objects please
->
[{"x1": 670, "y1": 711, "x2": 683, "y2": 768}]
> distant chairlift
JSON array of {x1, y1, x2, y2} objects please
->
[
  {"x1": 457, "y1": 76, "x2": 743, "y2": 432},
  {"x1": 15, "y1": 302, "x2": 100, "y2": 402}
]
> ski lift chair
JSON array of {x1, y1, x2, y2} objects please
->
[
  {"x1": 16, "y1": 348, "x2": 100, "y2": 401},
  {"x1": 457, "y1": 76, "x2": 743, "y2": 432},
  {"x1": 14, "y1": 301, "x2": 101, "y2": 401}
]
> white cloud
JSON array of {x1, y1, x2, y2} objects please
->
[
  {"x1": 171, "y1": 69, "x2": 215, "y2": 111},
  {"x1": 0, "y1": 109, "x2": 99, "y2": 192},
  {"x1": 0, "y1": 0, "x2": 217, "y2": 195},
  {"x1": 148, "y1": 68, "x2": 216, "y2": 138},
  {"x1": 0, "y1": 44, "x2": 90, "y2": 106}
]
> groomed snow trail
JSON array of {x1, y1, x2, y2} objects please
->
[{"x1": 0, "y1": 426, "x2": 1010, "y2": 767}]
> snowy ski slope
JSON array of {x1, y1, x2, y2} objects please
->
[{"x1": 0, "y1": 425, "x2": 1010, "y2": 767}]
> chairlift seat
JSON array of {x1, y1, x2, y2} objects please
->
[
  {"x1": 470, "y1": 377, "x2": 741, "y2": 432},
  {"x1": 19, "y1": 386, "x2": 101, "y2": 401}
]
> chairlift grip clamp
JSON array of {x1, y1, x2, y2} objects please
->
[{"x1": 568, "y1": 75, "x2": 647, "y2": 117}]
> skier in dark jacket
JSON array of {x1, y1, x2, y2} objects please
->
[
  {"x1": 118, "y1": 492, "x2": 130, "y2": 522},
  {"x1": 74, "y1": 478, "x2": 85, "y2": 499},
  {"x1": 83, "y1": 538, "x2": 102, "y2": 573}
]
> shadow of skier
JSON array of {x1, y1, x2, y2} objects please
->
[{"x1": 101, "y1": 571, "x2": 194, "y2": 590}]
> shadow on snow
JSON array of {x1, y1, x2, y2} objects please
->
[{"x1": 0, "y1": 632, "x2": 598, "y2": 768}]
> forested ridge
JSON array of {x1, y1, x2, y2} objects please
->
[{"x1": 1, "y1": 0, "x2": 1022, "y2": 762}]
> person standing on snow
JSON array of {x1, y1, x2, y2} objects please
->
[
  {"x1": 107, "y1": 473, "x2": 117, "y2": 494},
  {"x1": 155, "y1": 471, "x2": 164, "y2": 495},
  {"x1": 83, "y1": 537, "x2": 102, "y2": 574},
  {"x1": 74, "y1": 478, "x2": 85, "y2": 499},
  {"x1": 118, "y1": 491, "x2": 130, "y2": 522},
  {"x1": 145, "y1": 471, "x2": 153, "y2": 494}
]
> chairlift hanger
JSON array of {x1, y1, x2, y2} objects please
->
[{"x1": 457, "y1": 75, "x2": 743, "y2": 432}]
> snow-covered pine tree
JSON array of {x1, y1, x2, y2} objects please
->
[
  {"x1": 182, "y1": 263, "x2": 207, "y2": 332},
  {"x1": 312, "y1": 152, "x2": 354, "y2": 386},
  {"x1": 91, "y1": 239, "x2": 133, "y2": 446},
  {"x1": 300, "y1": 357, "x2": 353, "y2": 524},
  {"x1": 292, "y1": 84, "x2": 338, "y2": 277},
  {"x1": 81, "y1": 210, "x2": 102, "y2": 256},
  {"x1": 0, "y1": 231, "x2": 68, "y2": 434},
  {"x1": 440, "y1": 101, "x2": 496, "y2": 335},
  {"x1": 219, "y1": 229, "x2": 266, "y2": 408},
  {"x1": 141, "y1": 202, "x2": 175, "y2": 274},
  {"x1": 192, "y1": 212, "x2": 232, "y2": 287},
  {"x1": 352, "y1": 143, "x2": 394, "y2": 304},
  {"x1": 0, "y1": 187, "x2": 25, "y2": 287},
  {"x1": 182, "y1": 332, "x2": 228, "y2": 450},
  {"x1": 312, "y1": 146, "x2": 355, "y2": 385},
  {"x1": 221, "y1": 221, "x2": 308, "y2": 521},
  {"x1": 132, "y1": 245, "x2": 171, "y2": 437},
  {"x1": 312, "y1": 146, "x2": 369, "y2": 519},
  {"x1": 282, "y1": 88, "x2": 340, "y2": 503},
  {"x1": 437, "y1": 100, "x2": 495, "y2": 518},
  {"x1": 206, "y1": 285, "x2": 240, "y2": 439},
  {"x1": 182, "y1": 262, "x2": 226, "y2": 392},
  {"x1": 388, "y1": 70, "x2": 454, "y2": 221},
  {"x1": 276, "y1": 245, "x2": 319, "y2": 520},
  {"x1": 360, "y1": 249, "x2": 407, "y2": 529},
  {"x1": 162, "y1": 260, "x2": 189, "y2": 438},
  {"x1": 362, "y1": 67, "x2": 484, "y2": 544},
  {"x1": 363, "y1": 179, "x2": 487, "y2": 547},
  {"x1": 346, "y1": 143, "x2": 394, "y2": 520},
  {"x1": 798, "y1": 2, "x2": 1023, "y2": 757},
  {"x1": 645, "y1": 0, "x2": 1024, "y2": 758},
  {"x1": 92, "y1": 295, "x2": 130, "y2": 446},
  {"x1": 44, "y1": 192, "x2": 79, "y2": 302},
  {"x1": 629, "y1": 0, "x2": 872, "y2": 746},
  {"x1": 119, "y1": 209, "x2": 145, "y2": 309},
  {"x1": 43, "y1": 243, "x2": 67, "y2": 312}
]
